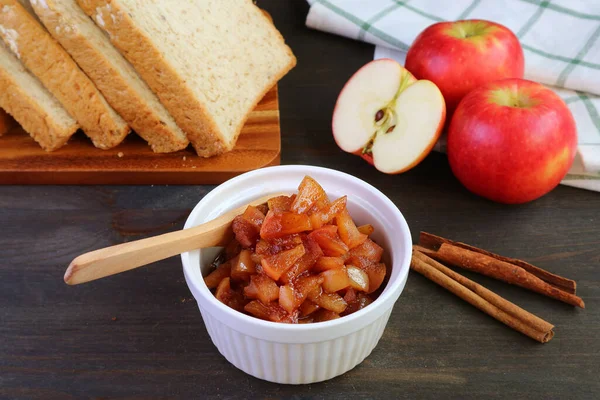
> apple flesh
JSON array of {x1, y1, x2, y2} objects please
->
[
  {"x1": 448, "y1": 78, "x2": 577, "y2": 204},
  {"x1": 332, "y1": 59, "x2": 446, "y2": 174},
  {"x1": 406, "y1": 19, "x2": 524, "y2": 115}
]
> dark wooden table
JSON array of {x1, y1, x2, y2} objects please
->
[{"x1": 1, "y1": 1, "x2": 599, "y2": 399}]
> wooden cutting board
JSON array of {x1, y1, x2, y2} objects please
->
[{"x1": 0, "y1": 86, "x2": 280, "y2": 185}]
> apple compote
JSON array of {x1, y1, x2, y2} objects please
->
[{"x1": 204, "y1": 176, "x2": 387, "y2": 323}]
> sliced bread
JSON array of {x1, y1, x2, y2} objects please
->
[
  {"x1": 0, "y1": 107, "x2": 15, "y2": 136},
  {"x1": 0, "y1": 0, "x2": 129, "y2": 149},
  {"x1": 32, "y1": 0, "x2": 189, "y2": 153},
  {"x1": 0, "y1": 42, "x2": 78, "y2": 150},
  {"x1": 77, "y1": 0, "x2": 296, "y2": 157}
]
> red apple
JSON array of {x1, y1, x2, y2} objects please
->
[
  {"x1": 332, "y1": 59, "x2": 446, "y2": 174},
  {"x1": 448, "y1": 78, "x2": 577, "y2": 204},
  {"x1": 406, "y1": 19, "x2": 524, "y2": 115}
]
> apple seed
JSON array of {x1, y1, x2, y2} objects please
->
[{"x1": 375, "y1": 109, "x2": 384, "y2": 122}]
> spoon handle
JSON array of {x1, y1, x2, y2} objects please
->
[{"x1": 64, "y1": 194, "x2": 278, "y2": 285}]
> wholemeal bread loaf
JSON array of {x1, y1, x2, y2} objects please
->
[
  {"x1": 0, "y1": 42, "x2": 78, "y2": 150},
  {"x1": 0, "y1": 107, "x2": 15, "y2": 136},
  {"x1": 77, "y1": 0, "x2": 296, "y2": 157},
  {"x1": 32, "y1": 0, "x2": 189, "y2": 153},
  {"x1": 0, "y1": 0, "x2": 129, "y2": 149}
]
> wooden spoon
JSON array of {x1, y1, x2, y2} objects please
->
[{"x1": 65, "y1": 193, "x2": 280, "y2": 285}]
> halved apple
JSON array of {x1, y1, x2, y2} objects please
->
[{"x1": 332, "y1": 59, "x2": 446, "y2": 174}]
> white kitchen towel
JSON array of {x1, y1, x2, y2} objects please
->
[{"x1": 306, "y1": 0, "x2": 600, "y2": 191}]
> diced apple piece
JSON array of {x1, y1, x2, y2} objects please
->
[
  {"x1": 312, "y1": 309, "x2": 341, "y2": 322},
  {"x1": 347, "y1": 265, "x2": 370, "y2": 292},
  {"x1": 215, "y1": 277, "x2": 245, "y2": 311},
  {"x1": 256, "y1": 203, "x2": 269, "y2": 215},
  {"x1": 343, "y1": 293, "x2": 374, "y2": 315},
  {"x1": 291, "y1": 176, "x2": 329, "y2": 214},
  {"x1": 232, "y1": 215, "x2": 259, "y2": 248},
  {"x1": 244, "y1": 274, "x2": 279, "y2": 304},
  {"x1": 344, "y1": 287, "x2": 357, "y2": 303},
  {"x1": 260, "y1": 211, "x2": 312, "y2": 239},
  {"x1": 230, "y1": 249, "x2": 256, "y2": 281},
  {"x1": 256, "y1": 235, "x2": 303, "y2": 256},
  {"x1": 308, "y1": 225, "x2": 349, "y2": 257},
  {"x1": 299, "y1": 299, "x2": 320, "y2": 317},
  {"x1": 357, "y1": 224, "x2": 374, "y2": 236},
  {"x1": 261, "y1": 244, "x2": 305, "y2": 281},
  {"x1": 279, "y1": 236, "x2": 323, "y2": 284},
  {"x1": 364, "y1": 263, "x2": 387, "y2": 293},
  {"x1": 224, "y1": 239, "x2": 242, "y2": 260},
  {"x1": 279, "y1": 275, "x2": 324, "y2": 313},
  {"x1": 204, "y1": 262, "x2": 231, "y2": 289},
  {"x1": 244, "y1": 300, "x2": 288, "y2": 322},
  {"x1": 215, "y1": 277, "x2": 231, "y2": 301},
  {"x1": 345, "y1": 238, "x2": 383, "y2": 266},
  {"x1": 230, "y1": 205, "x2": 266, "y2": 248},
  {"x1": 295, "y1": 275, "x2": 324, "y2": 304},
  {"x1": 336, "y1": 208, "x2": 367, "y2": 249},
  {"x1": 241, "y1": 205, "x2": 266, "y2": 229},
  {"x1": 279, "y1": 285, "x2": 296, "y2": 314},
  {"x1": 313, "y1": 256, "x2": 345, "y2": 272},
  {"x1": 280, "y1": 309, "x2": 300, "y2": 324},
  {"x1": 321, "y1": 266, "x2": 351, "y2": 293},
  {"x1": 268, "y1": 195, "x2": 296, "y2": 212},
  {"x1": 250, "y1": 252, "x2": 263, "y2": 265},
  {"x1": 307, "y1": 281, "x2": 322, "y2": 299},
  {"x1": 298, "y1": 317, "x2": 314, "y2": 324},
  {"x1": 309, "y1": 291, "x2": 347, "y2": 314},
  {"x1": 309, "y1": 196, "x2": 346, "y2": 229}
]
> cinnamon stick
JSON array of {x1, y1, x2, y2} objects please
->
[
  {"x1": 414, "y1": 243, "x2": 584, "y2": 308},
  {"x1": 411, "y1": 250, "x2": 554, "y2": 343},
  {"x1": 413, "y1": 250, "x2": 554, "y2": 334},
  {"x1": 419, "y1": 232, "x2": 576, "y2": 294}
]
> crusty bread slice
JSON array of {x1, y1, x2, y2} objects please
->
[
  {"x1": 0, "y1": 107, "x2": 16, "y2": 136},
  {"x1": 32, "y1": 0, "x2": 189, "y2": 153},
  {"x1": 0, "y1": 0, "x2": 129, "y2": 149},
  {"x1": 0, "y1": 42, "x2": 78, "y2": 150},
  {"x1": 77, "y1": 0, "x2": 296, "y2": 157}
]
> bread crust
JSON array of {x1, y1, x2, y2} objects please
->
[
  {"x1": 0, "y1": 0, "x2": 129, "y2": 149},
  {"x1": 78, "y1": 0, "x2": 296, "y2": 157},
  {"x1": 33, "y1": 0, "x2": 189, "y2": 153},
  {"x1": 0, "y1": 52, "x2": 78, "y2": 151}
]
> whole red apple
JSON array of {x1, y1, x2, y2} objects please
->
[
  {"x1": 448, "y1": 78, "x2": 577, "y2": 204},
  {"x1": 406, "y1": 19, "x2": 524, "y2": 115}
]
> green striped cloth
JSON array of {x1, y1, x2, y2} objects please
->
[{"x1": 306, "y1": 0, "x2": 600, "y2": 192}]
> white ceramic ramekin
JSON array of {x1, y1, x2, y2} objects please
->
[{"x1": 181, "y1": 165, "x2": 411, "y2": 384}]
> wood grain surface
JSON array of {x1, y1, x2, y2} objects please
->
[
  {"x1": 0, "y1": 86, "x2": 280, "y2": 185},
  {"x1": 0, "y1": 1, "x2": 598, "y2": 399},
  {"x1": 0, "y1": 108, "x2": 15, "y2": 136}
]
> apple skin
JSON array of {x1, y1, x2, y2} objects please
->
[
  {"x1": 448, "y1": 78, "x2": 577, "y2": 204},
  {"x1": 406, "y1": 19, "x2": 524, "y2": 115}
]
